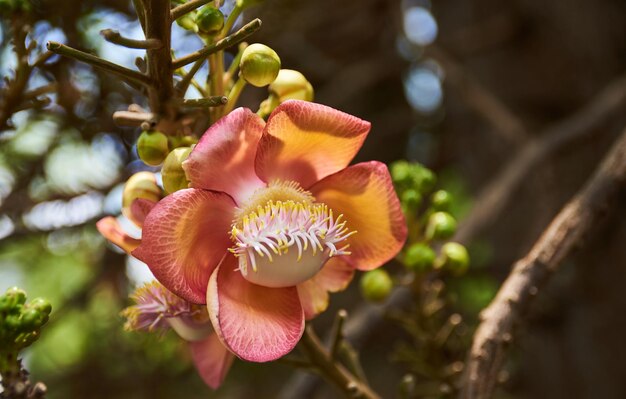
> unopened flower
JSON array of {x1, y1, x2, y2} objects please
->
[
  {"x1": 131, "y1": 100, "x2": 407, "y2": 364},
  {"x1": 122, "y1": 281, "x2": 233, "y2": 388}
]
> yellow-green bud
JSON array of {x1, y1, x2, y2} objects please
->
[
  {"x1": 29, "y1": 298, "x2": 52, "y2": 316},
  {"x1": 269, "y1": 69, "x2": 314, "y2": 102},
  {"x1": 169, "y1": 135, "x2": 198, "y2": 149},
  {"x1": 137, "y1": 130, "x2": 169, "y2": 166},
  {"x1": 425, "y1": 211, "x2": 457, "y2": 240},
  {"x1": 176, "y1": 14, "x2": 198, "y2": 32},
  {"x1": 20, "y1": 308, "x2": 48, "y2": 331},
  {"x1": 5, "y1": 287, "x2": 27, "y2": 307},
  {"x1": 240, "y1": 43, "x2": 281, "y2": 87},
  {"x1": 195, "y1": 6, "x2": 224, "y2": 36},
  {"x1": 404, "y1": 243, "x2": 435, "y2": 272},
  {"x1": 439, "y1": 242, "x2": 469, "y2": 275},
  {"x1": 431, "y1": 190, "x2": 452, "y2": 211},
  {"x1": 390, "y1": 161, "x2": 412, "y2": 186},
  {"x1": 360, "y1": 269, "x2": 393, "y2": 303},
  {"x1": 122, "y1": 172, "x2": 161, "y2": 225},
  {"x1": 401, "y1": 189, "x2": 421, "y2": 210},
  {"x1": 162, "y1": 147, "x2": 192, "y2": 194}
]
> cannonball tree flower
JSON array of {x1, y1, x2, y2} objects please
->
[{"x1": 130, "y1": 100, "x2": 407, "y2": 364}]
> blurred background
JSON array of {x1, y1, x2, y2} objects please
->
[{"x1": 1, "y1": 0, "x2": 626, "y2": 398}]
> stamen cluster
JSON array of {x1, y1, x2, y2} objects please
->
[{"x1": 230, "y1": 200, "x2": 355, "y2": 275}]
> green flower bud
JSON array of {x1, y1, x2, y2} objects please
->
[
  {"x1": 269, "y1": 69, "x2": 314, "y2": 102},
  {"x1": 4, "y1": 287, "x2": 27, "y2": 308},
  {"x1": 431, "y1": 190, "x2": 452, "y2": 211},
  {"x1": 162, "y1": 147, "x2": 193, "y2": 194},
  {"x1": 439, "y1": 242, "x2": 470, "y2": 275},
  {"x1": 176, "y1": 14, "x2": 198, "y2": 32},
  {"x1": 401, "y1": 189, "x2": 421, "y2": 211},
  {"x1": 29, "y1": 298, "x2": 52, "y2": 316},
  {"x1": 390, "y1": 161, "x2": 412, "y2": 186},
  {"x1": 122, "y1": 172, "x2": 161, "y2": 225},
  {"x1": 137, "y1": 130, "x2": 169, "y2": 166},
  {"x1": 4, "y1": 313, "x2": 21, "y2": 331},
  {"x1": 360, "y1": 269, "x2": 393, "y2": 303},
  {"x1": 425, "y1": 211, "x2": 457, "y2": 240},
  {"x1": 240, "y1": 43, "x2": 281, "y2": 87},
  {"x1": 195, "y1": 6, "x2": 224, "y2": 36},
  {"x1": 404, "y1": 243, "x2": 435, "y2": 272},
  {"x1": 410, "y1": 164, "x2": 436, "y2": 192},
  {"x1": 169, "y1": 135, "x2": 198, "y2": 149},
  {"x1": 20, "y1": 308, "x2": 47, "y2": 331}
]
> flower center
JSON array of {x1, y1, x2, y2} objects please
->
[{"x1": 230, "y1": 182, "x2": 355, "y2": 288}]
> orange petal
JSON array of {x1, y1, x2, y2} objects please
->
[
  {"x1": 183, "y1": 107, "x2": 266, "y2": 204},
  {"x1": 189, "y1": 333, "x2": 235, "y2": 389},
  {"x1": 297, "y1": 257, "x2": 354, "y2": 320},
  {"x1": 132, "y1": 189, "x2": 235, "y2": 304},
  {"x1": 255, "y1": 100, "x2": 371, "y2": 189},
  {"x1": 310, "y1": 162, "x2": 407, "y2": 270},
  {"x1": 207, "y1": 255, "x2": 304, "y2": 362},
  {"x1": 96, "y1": 216, "x2": 141, "y2": 253}
]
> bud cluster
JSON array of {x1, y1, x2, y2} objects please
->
[
  {"x1": 360, "y1": 161, "x2": 470, "y2": 303},
  {"x1": 0, "y1": 287, "x2": 52, "y2": 353}
]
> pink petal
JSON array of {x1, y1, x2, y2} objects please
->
[
  {"x1": 189, "y1": 333, "x2": 235, "y2": 389},
  {"x1": 132, "y1": 189, "x2": 235, "y2": 304},
  {"x1": 207, "y1": 255, "x2": 304, "y2": 362},
  {"x1": 183, "y1": 108, "x2": 266, "y2": 204},
  {"x1": 96, "y1": 216, "x2": 141, "y2": 253},
  {"x1": 129, "y1": 198, "x2": 156, "y2": 228},
  {"x1": 310, "y1": 162, "x2": 407, "y2": 270},
  {"x1": 297, "y1": 257, "x2": 354, "y2": 320},
  {"x1": 255, "y1": 100, "x2": 371, "y2": 189}
]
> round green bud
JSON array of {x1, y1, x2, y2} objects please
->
[
  {"x1": 137, "y1": 130, "x2": 169, "y2": 166},
  {"x1": 5, "y1": 287, "x2": 27, "y2": 307},
  {"x1": 390, "y1": 161, "x2": 412, "y2": 186},
  {"x1": 439, "y1": 242, "x2": 470, "y2": 275},
  {"x1": 29, "y1": 298, "x2": 52, "y2": 316},
  {"x1": 195, "y1": 6, "x2": 224, "y2": 36},
  {"x1": 4, "y1": 313, "x2": 21, "y2": 331},
  {"x1": 410, "y1": 164, "x2": 436, "y2": 192},
  {"x1": 162, "y1": 147, "x2": 192, "y2": 194},
  {"x1": 404, "y1": 243, "x2": 435, "y2": 272},
  {"x1": 360, "y1": 269, "x2": 393, "y2": 303},
  {"x1": 169, "y1": 135, "x2": 198, "y2": 149},
  {"x1": 20, "y1": 308, "x2": 48, "y2": 331},
  {"x1": 269, "y1": 69, "x2": 314, "y2": 102},
  {"x1": 431, "y1": 190, "x2": 452, "y2": 211},
  {"x1": 122, "y1": 172, "x2": 161, "y2": 225},
  {"x1": 240, "y1": 43, "x2": 281, "y2": 87},
  {"x1": 401, "y1": 189, "x2": 421, "y2": 210},
  {"x1": 425, "y1": 211, "x2": 457, "y2": 240}
]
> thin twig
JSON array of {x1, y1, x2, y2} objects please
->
[
  {"x1": 329, "y1": 309, "x2": 348, "y2": 360},
  {"x1": 100, "y1": 29, "x2": 162, "y2": 49},
  {"x1": 171, "y1": 18, "x2": 261, "y2": 69},
  {"x1": 46, "y1": 41, "x2": 150, "y2": 87},
  {"x1": 179, "y1": 96, "x2": 227, "y2": 107},
  {"x1": 461, "y1": 126, "x2": 626, "y2": 399},
  {"x1": 112, "y1": 110, "x2": 155, "y2": 127},
  {"x1": 298, "y1": 326, "x2": 381, "y2": 399},
  {"x1": 175, "y1": 56, "x2": 207, "y2": 95},
  {"x1": 21, "y1": 83, "x2": 58, "y2": 101},
  {"x1": 170, "y1": 0, "x2": 213, "y2": 21}
]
